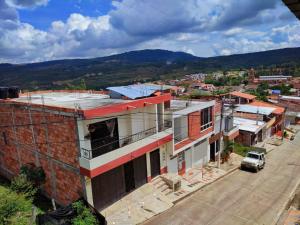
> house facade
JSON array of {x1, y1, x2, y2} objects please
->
[{"x1": 0, "y1": 88, "x2": 218, "y2": 211}]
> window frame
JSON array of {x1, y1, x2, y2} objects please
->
[{"x1": 200, "y1": 107, "x2": 213, "y2": 131}]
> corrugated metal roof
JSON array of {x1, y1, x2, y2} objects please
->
[
  {"x1": 281, "y1": 95, "x2": 300, "y2": 101},
  {"x1": 249, "y1": 101, "x2": 284, "y2": 115},
  {"x1": 107, "y1": 84, "x2": 162, "y2": 99},
  {"x1": 236, "y1": 105, "x2": 275, "y2": 115},
  {"x1": 234, "y1": 117, "x2": 265, "y2": 133}
]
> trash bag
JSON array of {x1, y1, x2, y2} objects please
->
[{"x1": 36, "y1": 199, "x2": 106, "y2": 225}]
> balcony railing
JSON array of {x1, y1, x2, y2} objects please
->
[
  {"x1": 158, "y1": 120, "x2": 173, "y2": 132},
  {"x1": 201, "y1": 121, "x2": 213, "y2": 131},
  {"x1": 81, "y1": 127, "x2": 158, "y2": 160}
]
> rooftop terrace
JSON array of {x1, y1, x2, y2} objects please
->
[{"x1": 11, "y1": 91, "x2": 131, "y2": 110}]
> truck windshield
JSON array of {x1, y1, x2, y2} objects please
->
[{"x1": 247, "y1": 153, "x2": 259, "y2": 159}]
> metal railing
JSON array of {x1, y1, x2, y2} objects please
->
[
  {"x1": 158, "y1": 120, "x2": 173, "y2": 132},
  {"x1": 81, "y1": 127, "x2": 158, "y2": 159},
  {"x1": 201, "y1": 121, "x2": 213, "y2": 131}
]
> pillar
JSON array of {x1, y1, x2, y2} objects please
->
[{"x1": 146, "y1": 152, "x2": 151, "y2": 182}]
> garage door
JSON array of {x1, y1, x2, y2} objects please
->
[
  {"x1": 92, "y1": 155, "x2": 147, "y2": 210},
  {"x1": 92, "y1": 165, "x2": 125, "y2": 210},
  {"x1": 193, "y1": 139, "x2": 207, "y2": 166}
]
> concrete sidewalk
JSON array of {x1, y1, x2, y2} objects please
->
[
  {"x1": 101, "y1": 153, "x2": 243, "y2": 225},
  {"x1": 166, "y1": 153, "x2": 243, "y2": 203}
]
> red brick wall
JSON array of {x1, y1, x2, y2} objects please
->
[
  {"x1": 188, "y1": 111, "x2": 201, "y2": 138},
  {"x1": 0, "y1": 103, "x2": 83, "y2": 206}
]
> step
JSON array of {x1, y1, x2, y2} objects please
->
[
  {"x1": 156, "y1": 181, "x2": 167, "y2": 189},
  {"x1": 163, "y1": 189, "x2": 173, "y2": 196},
  {"x1": 152, "y1": 177, "x2": 163, "y2": 185}
]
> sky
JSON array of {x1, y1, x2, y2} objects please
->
[{"x1": 0, "y1": 0, "x2": 299, "y2": 63}]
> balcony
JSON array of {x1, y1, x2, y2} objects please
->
[
  {"x1": 80, "y1": 120, "x2": 172, "y2": 160},
  {"x1": 223, "y1": 126, "x2": 239, "y2": 140},
  {"x1": 81, "y1": 127, "x2": 156, "y2": 159}
]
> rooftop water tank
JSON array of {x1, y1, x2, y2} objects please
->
[{"x1": 0, "y1": 87, "x2": 9, "y2": 99}]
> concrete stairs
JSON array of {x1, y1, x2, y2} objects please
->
[{"x1": 152, "y1": 176, "x2": 173, "y2": 196}]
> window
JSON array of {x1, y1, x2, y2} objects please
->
[
  {"x1": 174, "y1": 116, "x2": 188, "y2": 143},
  {"x1": 201, "y1": 107, "x2": 213, "y2": 131}
]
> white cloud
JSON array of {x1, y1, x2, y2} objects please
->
[
  {"x1": 0, "y1": 0, "x2": 299, "y2": 63},
  {"x1": 5, "y1": 0, "x2": 48, "y2": 9}
]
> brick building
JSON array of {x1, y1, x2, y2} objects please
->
[{"x1": 0, "y1": 87, "x2": 218, "y2": 211}]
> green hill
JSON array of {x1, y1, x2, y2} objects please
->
[{"x1": 0, "y1": 48, "x2": 299, "y2": 90}]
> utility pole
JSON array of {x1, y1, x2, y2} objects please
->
[{"x1": 217, "y1": 98, "x2": 224, "y2": 168}]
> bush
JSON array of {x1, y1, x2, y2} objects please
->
[
  {"x1": 72, "y1": 201, "x2": 97, "y2": 225},
  {"x1": 10, "y1": 174, "x2": 37, "y2": 198},
  {"x1": 20, "y1": 164, "x2": 46, "y2": 186},
  {"x1": 0, "y1": 186, "x2": 32, "y2": 225}
]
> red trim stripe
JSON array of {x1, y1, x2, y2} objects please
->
[
  {"x1": 80, "y1": 134, "x2": 172, "y2": 178},
  {"x1": 83, "y1": 94, "x2": 171, "y2": 119}
]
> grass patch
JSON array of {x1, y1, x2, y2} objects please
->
[
  {"x1": 0, "y1": 184, "x2": 33, "y2": 225},
  {"x1": 233, "y1": 143, "x2": 266, "y2": 157},
  {"x1": 0, "y1": 175, "x2": 52, "y2": 224}
]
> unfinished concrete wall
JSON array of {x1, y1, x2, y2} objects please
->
[{"x1": 0, "y1": 103, "x2": 84, "y2": 206}]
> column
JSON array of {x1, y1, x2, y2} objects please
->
[{"x1": 146, "y1": 152, "x2": 151, "y2": 182}]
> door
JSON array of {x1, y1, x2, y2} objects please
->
[
  {"x1": 185, "y1": 148, "x2": 192, "y2": 171},
  {"x1": 124, "y1": 161, "x2": 135, "y2": 192},
  {"x1": 193, "y1": 142, "x2": 202, "y2": 166},
  {"x1": 133, "y1": 155, "x2": 147, "y2": 188},
  {"x1": 150, "y1": 149, "x2": 160, "y2": 178},
  {"x1": 92, "y1": 165, "x2": 125, "y2": 210},
  {"x1": 210, "y1": 142, "x2": 215, "y2": 161}
]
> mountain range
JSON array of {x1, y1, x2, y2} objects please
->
[{"x1": 0, "y1": 47, "x2": 300, "y2": 90}]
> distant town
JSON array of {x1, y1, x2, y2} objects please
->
[
  {"x1": 0, "y1": 0, "x2": 300, "y2": 225},
  {"x1": 1, "y1": 66, "x2": 300, "y2": 224}
]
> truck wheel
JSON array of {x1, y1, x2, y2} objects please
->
[{"x1": 255, "y1": 166, "x2": 259, "y2": 173}]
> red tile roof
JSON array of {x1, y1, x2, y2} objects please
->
[{"x1": 230, "y1": 91, "x2": 256, "y2": 100}]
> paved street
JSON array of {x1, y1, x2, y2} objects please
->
[{"x1": 144, "y1": 132, "x2": 300, "y2": 225}]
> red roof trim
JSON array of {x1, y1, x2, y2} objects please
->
[
  {"x1": 82, "y1": 94, "x2": 171, "y2": 119},
  {"x1": 80, "y1": 134, "x2": 172, "y2": 178}
]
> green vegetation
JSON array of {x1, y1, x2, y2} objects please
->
[
  {"x1": 0, "y1": 164, "x2": 52, "y2": 225},
  {"x1": 66, "y1": 79, "x2": 87, "y2": 90},
  {"x1": 204, "y1": 74, "x2": 246, "y2": 87},
  {"x1": 20, "y1": 164, "x2": 46, "y2": 186},
  {"x1": 270, "y1": 84, "x2": 292, "y2": 95},
  {"x1": 0, "y1": 185, "x2": 32, "y2": 225},
  {"x1": 233, "y1": 143, "x2": 266, "y2": 157},
  {"x1": 72, "y1": 201, "x2": 97, "y2": 225},
  {"x1": 211, "y1": 88, "x2": 231, "y2": 95},
  {"x1": 10, "y1": 174, "x2": 37, "y2": 198},
  {"x1": 0, "y1": 48, "x2": 299, "y2": 90},
  {"x1": 247, "y1": 82, "x2": 269, "y2": 101}
]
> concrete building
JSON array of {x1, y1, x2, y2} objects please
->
[
  {"x1": 255, "y1": 75, "x2": 292, "y2": 84},
  {"x1": 249, "y1": 101, "x2": 285, "y2": 135},
  {"x1": 233, "y1": 103, "x2": 285, "y2": 144},
  {"x1": 0, "y1": 86, "x2": 217, "y2": 212},
  {"x1": 233, "y1": 117, "x2": 266, "y2": 146}
]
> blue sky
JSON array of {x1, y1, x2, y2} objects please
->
[{"x1": 0, "y1": 0, "x2": 299, "y2": 63}]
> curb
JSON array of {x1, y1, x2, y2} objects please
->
[
  {"x1": 273, "y1": 175, "x2": 300, "y2": 225},
  {"x1": 172, "y1": 165, "x2": 240, "y2": 204},
  {"x1": 140, "y1": 165, "x2": 240, "y2": 224}
]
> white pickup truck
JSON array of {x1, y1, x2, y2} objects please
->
[{"x1": 241, "y1": 151, "x2": 265, "y2": 172}]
